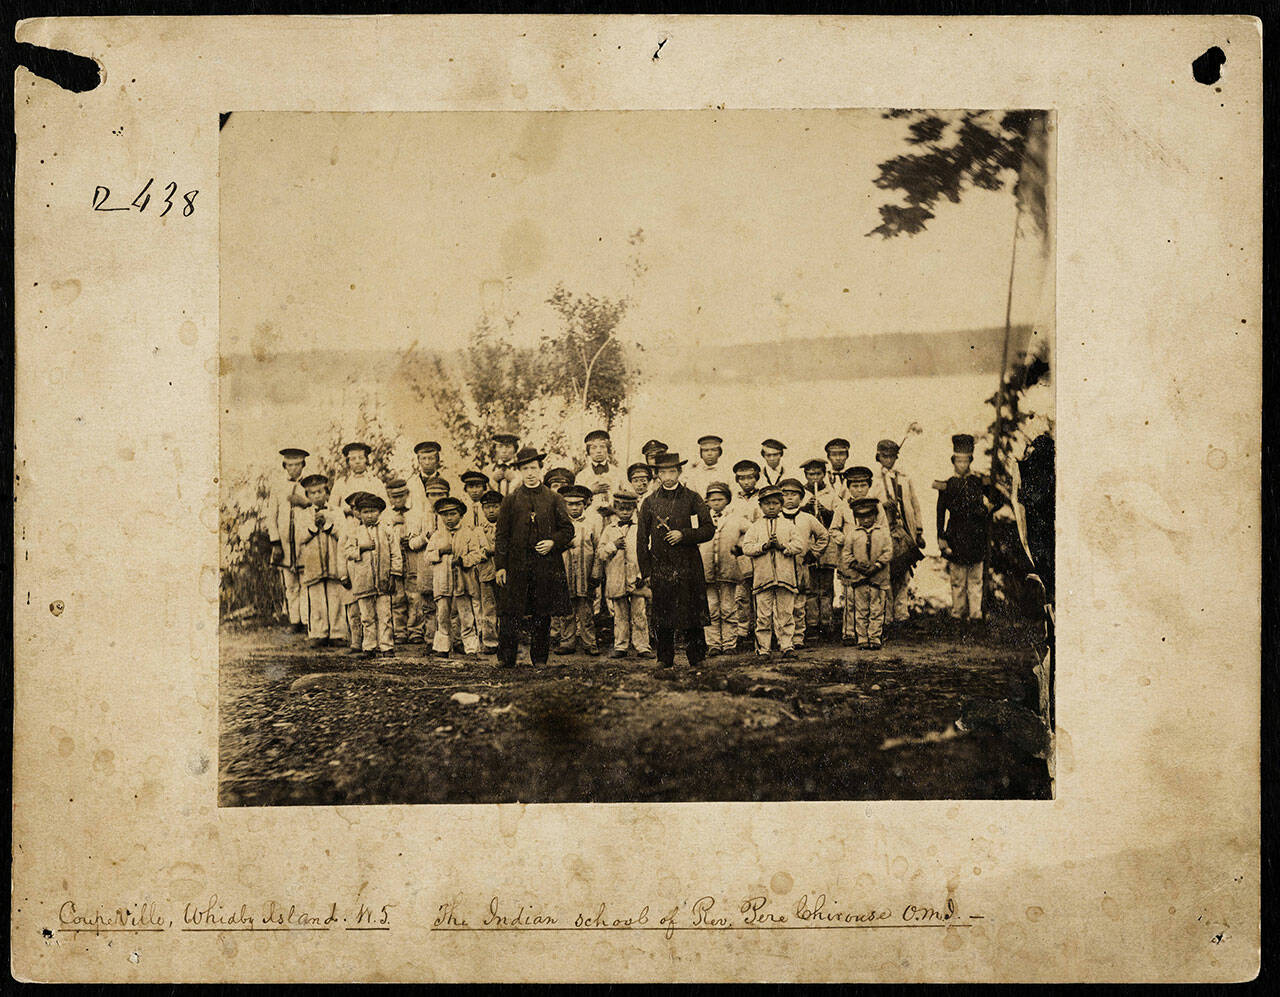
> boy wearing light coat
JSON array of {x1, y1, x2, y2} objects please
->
[
  {"x1": 424, "y1": 495, "x2": 482, "y2": 657},
  {"x1": 343, "y1": 492, "x2": 402, "y2": 657},
  {"x1": 557, "y1": 484, "x2": 602, "y2": 655},
  {"x1": 740, "y1": 486, "x2": 809, "y2": 659},
  {"x1": 699, "y1": 482, "x2": 749, "y2": 655},
  {"x1": 268, "y1": 447, "x2": 311, "y2": 633},
  {"x1": 597, "y1": 486, "x2": 652, "y2": 658},
  {"x1": 296, "y1": 472, "x2": 347, "y2": 646}
]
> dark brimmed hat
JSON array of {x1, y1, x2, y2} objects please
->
[
  {"x1": 422, "y1": 475, "x2": 450, "y2": 495},
  {"x1": 640, "y1": 439, "x2": 668, "y2": 457},
  {"x1": 875, "y1": 438, "x2": 900, "y2": 455},
  {"x1": 460, "y1": 469, "x2": 490, "y2": 486},
  {"x1": 626, "y1": 461, "x2": 653, "y2": 479},
  {"x1": 480, "y1": 489, "x2": 504, "y2": 505},
  {"x1": 584, "y1": 429, "x2": 611, "y2": 444},
  {"x1": 341, "y1": 442, "x2": 371, "y2": 457},
  {"x1": 800, "y1": 458, "x2": 827, "y2": 472},
  {"x1": 414, "y1": 440, "x2": 441, "y2": 454},
  {"x1": 279, "y1": 447, "x2": 309, "y2": 460},
  {"x1": 514, "y1": 446, "x2": 546, "y2": 468},
  {"x1": 385, "y1": 477, "x2": 409, "y2": 495},
  {"x1": 706, "y1": 481, "x2": 732, "y2": 499},
  {"x1": 492, "y1": 433, "x2": 519, "y2": 447},
  {"x1": 543, "y1": 466, "x2": 574, "y2": 487},
  {"x1": 350, "y1": 491, "x2": 385, "y2": 511},
  {"x1": 843, "y1": 465, "x2": 874, "y2": 483},
  {"x1": 697, "y1": 434, "x2": 723, "y2": 447},
  {"x1": 760, "y1": 438, "x2": 786, "y2": 453},
  {"x1": 300, "y1": 473, "x2": 329, "y2": 489},
  {"x1": 434, "y1": 496, "x2": 465, "y2": 515},
  {"x1": 778, "y1": 477, "x2": 806, "y2": 494},
  {"x1": 612, "y1": 484, "x2": 639, "y2": 504},
  {"x1": 732, "y1": 458, "x2": 761, "y2": 475},
  {"x1": 951, "y1": 434, "x2": 976, "y2": 455},
  {"x1": 824, "y1": 437, "x2": 850, "y2": 452},
  {"x1": 559, "y1": 484, "x2": 594, "y2": 502},
  {"x1": 851, "y1": 497, "x2": 880, "y2": 517},
  {"x1": 651, "y1": 452, "x2": 687, "y2": 469},
  {"x1": 757, "y1": 485, "x2": 784, "y2": 503}
]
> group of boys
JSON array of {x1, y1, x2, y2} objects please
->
[{"x1": 265, "y1": 428, "x2": 990, "y2": 661}]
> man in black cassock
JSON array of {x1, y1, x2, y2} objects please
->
[
  {"x1": 493, "y1": 446, "x2": 575, "y2": 669},
  {"x1": 637, "y1": 452, "x2": 716, "y2": 673}
]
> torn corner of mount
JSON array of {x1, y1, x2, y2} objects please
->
[{"x1": 15, "y1": 41, "x2": 103, "y2": 93}]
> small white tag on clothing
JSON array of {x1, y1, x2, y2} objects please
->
[{"x1": 689, "y1": 514, "x2": 700, "y2": 530}]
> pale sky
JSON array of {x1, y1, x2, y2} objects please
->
[{"x1": 220, "y1": 109, "x2": 1049, "y2": 358}]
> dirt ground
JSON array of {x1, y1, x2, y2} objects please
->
[{"x1": 219, "y1": 613, "x2": 1053, "y2": 806}]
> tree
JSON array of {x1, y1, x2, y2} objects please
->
[
  {"x1": 543, "y1": 285, "x2": 636, "y2": 439},
  {"x1": 868, "y1": 109, "x2": 1054, "y2": 616}
]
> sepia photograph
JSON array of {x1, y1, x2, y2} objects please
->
[{"x1": 218, "y1": 108, "x2": 1056, "y2": 806}]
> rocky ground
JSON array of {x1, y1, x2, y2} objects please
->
[{"x1": 219, "y1": 612, "x2": 1053, "y2": 806}]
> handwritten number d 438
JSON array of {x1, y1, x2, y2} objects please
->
[{"x1": 93, "y1": 180, "x2": 199, "y2": 216}]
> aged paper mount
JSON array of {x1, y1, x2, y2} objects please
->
[{"x1": 12, "y1": 15, "x2": 1260, "y2": 983}]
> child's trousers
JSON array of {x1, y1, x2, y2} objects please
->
[
  {"x1": 476, "y1": 581, "x2": 498, "y2": 649},
  {"x1": 306, "y1": 580, "x2": 346, "y2": 641},
  {"x1": 391, "y1": 575, "x2": 409, "y2": 639},
  {"x1": 357, "y1": 594, "x2": 393, "y2": 652},
  {"x1": 754, "y1": 587, "x2": 796, "y2": 654},
  {"x1": 609, "y1": 594, "x2": 650, "y2": 653},
  {"x1": 850, "y1": 582, "x2": 886, "y2": 646},
  {"x1": 734, "y1": 580, "x2": 755, "y2": 642},
  {"x1": 433, "y1": 594, "x2": 479, "y2": 654},
  {"x1": 947, "y1": 560, "x2": 983, "y2": 619},
  {"x1": 281, "y1": 566, "x2": 304, "y2": 625},
  {"x1": 806, "y1": 566, "x2": 837, "y2": 634},
  {"x1": 704, "y1": 581, "x2": 738, "y2": 652},
  {"x1": 558, "y1": 596, "x2": 598, "y2": 652}
]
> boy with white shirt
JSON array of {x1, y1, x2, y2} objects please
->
[
  {"x1": 597, "y1": 486, "x2": 652, "y2": 659},
  {"x1": 759, "y1": 438, "x2": 788, "y2": 488},
  {"x1": 868, "y1": 438, "x2": 925, "y2": 624}
]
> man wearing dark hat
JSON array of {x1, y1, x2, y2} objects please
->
[
  {"x1": 637, "y1": 452, "x2": 716, "y2": 674},
  {"x1": 268, "y1": 447, "x2": 311, "y2": 633},
  {"x1": 759, "y1": 438, "x2": 789, "y2": 488},
  {"x1": 869, "y1": 437, "x2": 924, "y2": 624},
  {"x1": 493, "y1": 446, "x2": 575, "y2": 669},
  {"x1": 489, "y1": 433, "x2": 521, "y2": 496},
  {"x1": 936, "y1": 433, "x2": 991, "y2": 622}
]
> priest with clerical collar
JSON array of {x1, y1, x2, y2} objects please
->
[
  {"x1": 493, "y1": 446, "x2": 574, "y2": 670},
  {"x1": 636, "y1": 452, "x2": 716, "y2": 675}
]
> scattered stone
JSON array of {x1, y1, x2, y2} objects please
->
[
  {"x1": 434, "y1": 725, "x2": 454, "y2": 733},
  {"x1": 289, "y1": 671, "x2": 416, "y2": 693},
  {"x1": 450, "y1": 692, "x2": 481, "y2": 706},
  {"x1": 612, "y1": 690, "x2": 641, "y2": 701}
]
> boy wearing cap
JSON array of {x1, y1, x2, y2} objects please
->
[
  {"x1": 489, "y1": 433, "x2": 521, "y2": 496},
  {"x1": 685, "y1": 435, "x2": 725, "y2": 496},
  {"x1": 627, "y1": 462, "x2": 653, "y2": 502},
  {"x1": 343, "y1": 492, "x2": 402, "y2": 657},
  {"x1": 840, "y1": 466, "x2": 887, "y2": 642},
  {"x1": 936, "y1": 434, "x2": 991, "y2": 622},
  {"x1": 556, "y1": 484, "x2": 602, "y2": 656},
  {"x1": 384, "y1": 478, "x2": 413, "y2": 640},
  {"x1": 405, "y1": 475, "x2": 450, "y2": 647},
  {"x1": 800, "y1": 458, "x2": 848, "y2": 641},
  {"x1": 729, "y1": 459, "x2": 764, "y2": 648},
  {"x1": 459, "y1": 470, "x2": 491, "y2": 529},
  {"x1": 869, "y1": 438, "x2": 924, "y2": 624},
  {"x1": 740, "y1": 486, "x2": 809, "y2": 659},
  {"x1": 700, "y1": 482, "x2": 749, "y2": 655},
  {"x1": 268, "y1": 447, "x2": 311, "y2": 634},
  {"x1": 597, "y1": 485, "x2": 652, "y2": 658},
  {"x1": 779, "y1": 478, "x2": 830, "y2": 648},
  {"x1": 425, "y1": 496, "x2": 482, "y2": 657},
  {"x1": 581, "y1": 430, "x2": 619, "y2": 502},
  {"x1": 473, "y1": 490, "x2": 504, "y2": 653},
  {"x1": 841, "y1": 497, "x2": 893, "y2": 649},
  {"x1": 296, "y1": 472, "x2": 347, "y2": 647},
  {"x1": 824, "y1": 439, "x2": 851, "y2": 499},
  {"x1": 330, "y1": 442, "x2": 388, "y2": 513},
  {"x1": 759, "y1": 439, "x2": 789, "y2": 488}
]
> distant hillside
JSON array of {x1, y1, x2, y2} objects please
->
[{"x1": 219, "y1": 325, "x2": 1035, "y2": 403}]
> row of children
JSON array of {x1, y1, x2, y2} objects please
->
[{"x1": 265, "y1": 429, "x2": 989, "y2": 660}]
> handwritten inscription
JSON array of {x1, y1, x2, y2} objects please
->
[
  {"x1": 92, "y1": 179, "x2": 199, "y2": 217},
  {"x1": 56, "y1": 894, "x2": 395, "y2": 934},
  {"x1": 432, "y1": 893, "x2": 972, "y2": 939}
]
